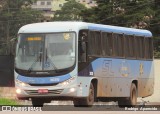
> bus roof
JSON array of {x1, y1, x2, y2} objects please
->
[
  {"x1": 18, "y1": 21, "x2": 152, "y2": 37},
  {"x1": 18, "y1": 22, "x2": 88, "y2": 34}
]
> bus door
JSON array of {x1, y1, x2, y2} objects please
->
[{"x1": 78, "y1": 30, "x2": 91, "y2": 76}]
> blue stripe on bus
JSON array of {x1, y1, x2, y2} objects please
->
[
  {"x1": 17, "y1": 74, "x2": 71, "y2": 84},
  {"x1": 90, "y1": 58, "x2": 153, "y2": 78},
  {"x1": 88, "y1": 25, "x2": 152, "y2": 37}
]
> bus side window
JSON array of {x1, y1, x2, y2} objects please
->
[{"x1": 78, "y1": 30, "x2": 88, "y2": 62}]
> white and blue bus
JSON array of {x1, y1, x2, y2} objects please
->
[{"x1": 15, "y1": 22, "x2": 154, "y2": 106}]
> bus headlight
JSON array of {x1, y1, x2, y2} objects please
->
[
  {"x1": 16, "y1": 79, "x2": 30, "y2": 87},
  {"x1": 16, "y1": 88, "x2": 22, "y2": 94},
  {"x1": 59, "y1": 76, "x2": 76, "y2": 86}
]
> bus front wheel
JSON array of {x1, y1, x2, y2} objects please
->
[{"x1": 73, "y1": 83, "x2": 95, "y2": 107}]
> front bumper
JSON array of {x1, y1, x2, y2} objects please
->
[{"x1": 16, "y1": 85, "x2": 78, "y2": 99}]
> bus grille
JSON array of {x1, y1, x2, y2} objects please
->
[
  {"x1": 25, "y1": 89, "x2": 63, "y2": 95},
  {"x1": 29, "y1": 83, "x2": 58, "y2": 86}
]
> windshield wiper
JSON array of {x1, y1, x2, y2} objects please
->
[
  {"x1": 45, "y1": 49, "x2": 58, "y2": 73},
  {"x1": 28, "y1": 53, "x2": 42, "y2": 73}
]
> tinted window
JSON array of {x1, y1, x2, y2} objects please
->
[
  {"x1": 113, "y1": 34, "x2": 124, "y2": 57},
  {"x1": 136, "y1": 36, "x2": 145, "y2": 59},
  {"x1": 145, "y1": 38, "x2": 153, "y2": 59},
  {"x1": 116, "y1": 34, "x2": 124, "y2": 57},
  {"x1": 125, "y1": 35, "x2": 135, "y2": 58},
  {"x1": 89, "y1": 31, "x2": 101, "y2": 55},
  {"x1": 101, "y1": 32, "x2": 113, "y2": 56}
]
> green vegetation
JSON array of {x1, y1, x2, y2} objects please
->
[
  {"x1": 0, "y1": 98, "x2": 19, "y2": 105},
  {"x1": 53, "y1": 0, "x2": 87, "y2": 21},
  {"x1": 53, "y1": 0, "x2": 160, "y2": 58},
  {"x1": 80, "y1": 0, "x2": 160, "y2": 58},
  {"x1": 0, "y1": 0, "x2": 42, "y2": 55}
]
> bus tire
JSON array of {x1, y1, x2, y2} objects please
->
[
  {"x1": 31, "y1": 98, "x2": 44, "y2": 107},
  {"x1": 73, "y1": 99, "x2": 83, "y2": 107},
  {"x1": 118, "y1": 83, "x2": 137, "y2": 107},
  {"x1": 73, "y1": 83, "x2": 95, "y2": 107},
  {"x1": 128, "y1": 83, "x2": 137, "y2": 106}
]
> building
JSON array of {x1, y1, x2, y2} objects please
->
[
  {"x1": 52, "y1": 0, "x2": 68, "y2": 12},
  {"x1": 76, "y1": 0, "x2": 97, "y2": 8},
  {"x1": 32, "y1": 0, "x2": 53, "y2": 11},
  {"x1": 31, "y1": 0, "x2": 97, "y2": 19},
  {"x1": 32, "y1": 0, "x2": 54, "y2": 19},
  {"x1": 52, "y1": 0, "x2": 97, "y2": 11},
  {"x1": 32, "y1": 0, "x2": 68, "y2": 12}
]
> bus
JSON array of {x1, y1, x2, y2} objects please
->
[{"x1": 15, "y1": 22, "x2": 154, "y2": 107}]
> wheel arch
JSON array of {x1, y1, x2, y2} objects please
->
[
  {"x1": 132, "y1": 80, "x2": 138, "y2": 95},
  {"x1": 91, "y1": 78, "x2": 98, "y2": 101}
]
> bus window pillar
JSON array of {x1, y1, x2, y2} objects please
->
[
  {"x1": 78, "y1": 41, "x2": 87, "y2": 62},
  {"x1": 78, "y1": 31, "x2": 88, "y2": 62}
]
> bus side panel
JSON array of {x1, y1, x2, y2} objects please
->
[
  {"x1": 76, "y1": 76, "x2": 96, "y2": 97},
  {"x1": 114, "y1": 59, "x2": 138, "y2": 97},
  {"x1": 90, "y1": 58, "x2": 154, "y2": 98},
  {"x1": 138, "y1": 60, "x2": 154, "y2": 97},
  {"x1": 138, "y1": 78, "x2": 154, "y2": 97},
  {"x1": 98, "y1": 77, "x2": 131, "y2": 97},
  {"x1": 92, "y1": 58, "x2": 132, "y2": 97}
]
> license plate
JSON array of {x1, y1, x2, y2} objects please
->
[{"x1": 38, "y1": 89, "x2": 48, "y2": 94}]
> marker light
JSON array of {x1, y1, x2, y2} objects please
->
[
  {"x1": 16, "y1": 79, "x2": 29, "y2": 87},
  {"x1": 16, "y1": 89, "x2": 21, "y2": 94},
  {"x1": 59, "y1": 76, "x2": 76, "y2": 86},
  {"x1": 62, "y1": 81, "x2": 69, "y2": 86},
  {"x1": 21, "y1": 83, "x2": 26, "y2": 86}
]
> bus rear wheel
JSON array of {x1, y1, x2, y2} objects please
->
[
  {"x1": 128, "y1": 83, "x2": 137, "y2": 106},
  {"x1": 118, "y1": 83, "x2": 137, "y2": 107},
  {"x1": 73, "y1": 83, "x2": 95, "y2": 107}
]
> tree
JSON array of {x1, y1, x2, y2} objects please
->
[
  {"x1": 53, "y1": 0, "x2": 87, "y2": 21},
  {"x1": 80, "y1": 0, "x2": 160, "y2": 58},
  {"x1": 81, "y1": 0, "x2": 154, "y2": 27},
  {"x1": 0, "y1": 0, "x2": 43, "y2": 55}
]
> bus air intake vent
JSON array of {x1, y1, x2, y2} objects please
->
[
  {"x1": 29, "y1": 83, "x2": 58, "y2": 86},
  {"x1": 25, "y1": 89, "x2": 63, "y2": 95}
]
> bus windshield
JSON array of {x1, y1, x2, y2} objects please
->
[{"x1": 15, "y1": 32, "x2": 76, "y2": 72}]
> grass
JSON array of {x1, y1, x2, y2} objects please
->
[{"x1": 0, "y1": 98, "x2": 19, "y2": 105}]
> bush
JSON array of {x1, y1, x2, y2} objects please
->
[{"x1": 0, "y1": 98, "x2": 19, "y2": 105}]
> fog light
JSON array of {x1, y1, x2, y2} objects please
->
[
  {"x1": 16, "y1": 89, "x2": 21, "y2": 94},
  {"x1": 70, "y1": 88, "x2": 75, "y2": 92}
]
